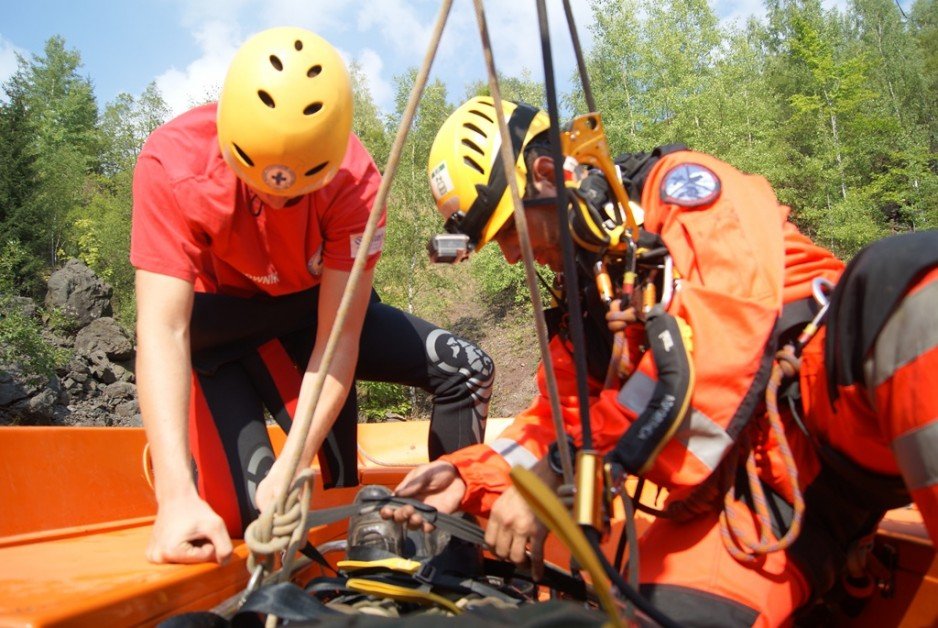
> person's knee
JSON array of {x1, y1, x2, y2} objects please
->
[{"x1": 425, "y1": 330, "x2": 495, "y2": 397}]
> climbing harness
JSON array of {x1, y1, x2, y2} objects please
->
[{"x1": 167, "y1": 485, "x2": 608, "y2": 626}]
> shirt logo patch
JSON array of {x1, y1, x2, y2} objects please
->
[
  {"x1": 349, "y1": 226, "x2": 386, "y2": 258},
  {"x1": 660, "y1": 163, "x2": 721, "y2": 207},
  {"x1": 263, "y1": 165, "x2": 296, "y2": 191}
]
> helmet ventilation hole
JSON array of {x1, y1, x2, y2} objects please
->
[
  {"x1": 269, "y1": 55, "x2": 283, "y2": 71},
  {"x1": 307, "y1": 65, "x2": 322, "y2": 78},
  {"x1": 295, "y1": 40, "x2": 303, "y2": 51},
  {"x1": 232, "y1": 143, "x2": 255, "y2": 167},
  {"x1": 463, "y1": 122, "x2": 486, "y2": 138},
  {"x1": 305, "y1": 162, "x2": 328, "y2": 177},
  {"x1": 468, "y1": 108, "x2": 494, "y2": 124},
  {"x1": 463, "y1": 156, "x2": 484, "y2": 175},
  {"x1": 258, "y1": 90, "x2": 276, "y2": 108},
  {"x1": 461, "y1": 138, "x2": 484, "y2": 156},
  {"x1": 303, "y1": 102, "x2": 323, "y2": 115}
]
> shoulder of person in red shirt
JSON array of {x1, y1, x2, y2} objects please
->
[{"x1": 131, "y1": 103, "x2": 385, "y2": 293}]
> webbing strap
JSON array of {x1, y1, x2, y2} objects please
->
[
  {"x1": 305, "y1": 495, "x2": 486, "y2": 547},
  {"x1": 302, "y1": 497, "x2": 590, "y2": 600},
  {"x1": 239, "y1": 582, "x2": 341, "y2": 621}
]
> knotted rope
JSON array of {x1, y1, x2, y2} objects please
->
[
  {"x1": 243, "y1": 469, "x2": 315, "y2": 628},
  {"x1": 245, "y1": 468, "x2": 316, "y2": 579}
]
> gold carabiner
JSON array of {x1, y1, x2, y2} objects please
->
[{"x1": 561, "y1": 113, "x2": 640, "y2": 243}]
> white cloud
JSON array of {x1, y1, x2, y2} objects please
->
[
  {"x1": 171, "y1": 0, "x2": 253, "y2": 29},
  {"x1": 149, "y1": 0, "x2": 599, "y2": 117},
  {"x1": 342, "y1": 1, "x2": 594, "y2": 109},
  {"x1": 355, "y1": 48, "x2": 393, "y2": 112},
  {"x1": 155, "y1": 21, "x2": 240, "y2": 117},
  {"x1": 0, "y1": 35, "x2": 25, "y2": 89},
  {"x1": 714, "y1": 0, "x2": 766, "y2": 27},
  {"x1": 356, "y1": 0, "x2": 436, "y2": 60},
  {"x1": 261, "y1": 0, "x2": 359, "y2": 33}
]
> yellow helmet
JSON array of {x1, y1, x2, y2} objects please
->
[
  {"x1": 217, "y1": 27, "x2": 353, "y2": 197},
  {"x1": 427, "y1": 97, "x2": 550, "y2": 250}
]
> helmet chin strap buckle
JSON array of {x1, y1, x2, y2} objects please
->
[{"x1": 427, "y1": 233, "x2": 472, "y2": 264}]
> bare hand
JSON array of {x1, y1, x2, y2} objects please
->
[
  {"x1": 380, "y1": 460, "x2": 466, "y2": 530},
  {"x1": 254, "y1": 463, "x2": 289, "y2": 516},
  {"x1": 146, "y1": 493, "x2": 232, "y2": 565},
  {"x1": 485, "y1": 486, "x2": 548, "y2": 580}
]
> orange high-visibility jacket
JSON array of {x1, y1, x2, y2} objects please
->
[
  {"x1": 799, "y1": 259, "x2": 938, "y2": 544},
  {"x1": 442, "y1": 150, "x2": 843, "y2": 516}
]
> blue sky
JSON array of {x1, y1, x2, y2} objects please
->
[{"x1": 1, "y1": 0, "x2": 861, "y2": 119}]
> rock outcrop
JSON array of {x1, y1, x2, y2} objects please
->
[{"x1": 1, "y1": 260, "x2": 138, "y2": 426}]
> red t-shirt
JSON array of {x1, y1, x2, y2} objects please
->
[{"x1": 131, "y1": 103, "x2": 386, "y2": 297}]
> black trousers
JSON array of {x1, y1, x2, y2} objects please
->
[{"x1": 187, "y1": 287, "x2": 493, "y2": 535}]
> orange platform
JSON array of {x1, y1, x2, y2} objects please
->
[
  {"x1": 0, "y1": 421, "x2": 935, "y2": 627},
  {"x1": 0, "y1": 421, "x2": 448, "y2": 626}
]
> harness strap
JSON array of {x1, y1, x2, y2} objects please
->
[
  {"x1": 607, "y1": 305, "x2": 694, "y2": 475},
  {"x1": 239, "y1": 582, "x2": 342, "y2": 621},
  {"x1": 304, "y1": 495, "x2": 486, "y2": 547}
]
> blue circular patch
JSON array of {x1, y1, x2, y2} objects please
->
[{"x1": 660, "y1": 163, "x2": 721, "y2": 207}]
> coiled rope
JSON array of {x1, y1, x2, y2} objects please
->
[{"x1": 719, "y1": 345, "x2": 806, "y2": 562}]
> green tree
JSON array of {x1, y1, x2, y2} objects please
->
[
  {"x1": 356, "y1": 72, "x2": 452, "y2": 418},
  {"x1": 5, "y1": 36, "x2": 101, "y2": 268},
  {"x1": 465, "y1": 69, "x2": 546, "y2": 108},
  {"x1": 99, "y1": 82, "x2": 168, "y2": 176},
  {"x1": 349, "y1": 61, "x2": 391, "y2": 169},
  {"x1": 0, "y1": 239, "x2": 68, "y2": 381},
  {"x1": 911, "y1": 0, "x2": 938, "y2": 151},
  {"x1": 849, "y1": 0, "x2": 938, "y2": 234},
  {"x1": 760, "y1": 0, "x2": 893, "y2": 253},
  {"x1": 376, "y1": 72, "x2": 452, "y2": 314},
  {"x1": 583, "y1": 0, "x2": 725, "y2": 151},
  {"x1": 583, "y1": 0, "x2": 647, "y2": 150},
  {"x1": 0, "y1": 83, "x2": 44, "y2": 296},
  {"x1": 82, "y1": 83, "x2": 168, "y2": 322},
  {"x1": 704, "y1": 26, "x2": 792, "y2": 184}
]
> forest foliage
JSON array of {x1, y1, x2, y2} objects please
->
[{"x1": 1, "y1": 0, "x2": 935, "y2": 414}]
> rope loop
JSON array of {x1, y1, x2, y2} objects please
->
[
  {"x1": 719, "y1": 355, "x2": 806, "y2": 562},
  {"x1": 244, "y1": 469, "x2": 315, "y2": 577}
]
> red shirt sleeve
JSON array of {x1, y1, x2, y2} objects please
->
[
  {"x1": 130, "y1": 153, "x2": 206, "y2": 283},
  {"x1": 316, "y1": 134, "x2": 387, "y2": 273}
]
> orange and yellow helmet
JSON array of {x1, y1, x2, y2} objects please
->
[
  {"x1": 217, "y1": 27, "x2": 352, "y2": 197},
  {"x1": 427, "y1": 97, "x2": 550, "y2": 250}
]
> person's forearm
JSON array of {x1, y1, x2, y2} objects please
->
[
  {"x1": 137, "y1": 319, "x2": 196, "y2": 501},
  {"x1": 273, "y1": 266, "x2": 372, "y2": 478},
  {"x1": 284, "y1": 338, "x2": 359, "y2": 469}
]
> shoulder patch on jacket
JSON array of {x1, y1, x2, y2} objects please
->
[{"x1": 660, "y1": 163, "x2": 721, "y2": 207}]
